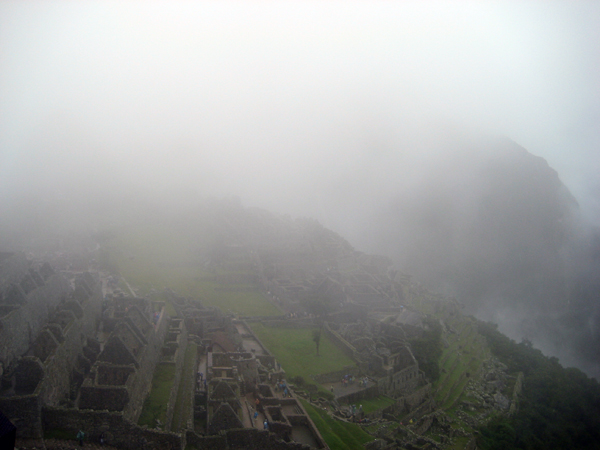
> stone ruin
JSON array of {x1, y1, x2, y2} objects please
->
[{"x1": 0, "y1": 252, "x2": 102, "y2": 437}]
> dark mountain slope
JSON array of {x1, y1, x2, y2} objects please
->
[{"x1": 363, "y1": 137, "x2": 599, "y2": 377}]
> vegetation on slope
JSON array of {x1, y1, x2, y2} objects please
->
[
  {"x1": 299, "y1": 399, "x2": 374, "y2": 450},
  {"x1": 477, "y1": 321, "x2": 600, "y2": 450},
  {"x1": 409, "y1": 316, "x2": 443, "y2": 382}
]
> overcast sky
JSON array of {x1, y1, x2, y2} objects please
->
[{"x1": 1, "y1": 1, "x2": 599, "y2": 230}]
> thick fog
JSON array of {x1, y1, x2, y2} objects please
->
[{"x1": 1, "y1": 2, "x2": 600, "y2": 374}]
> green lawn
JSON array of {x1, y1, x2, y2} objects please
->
[
  {"x1": 250, "y1": 323, "x2": 356, "y2": 382},
  {"x1": 359, "y1": 395, "x2": 397, "y2": 414},
  {"x1": 171, "y1": 343, "x2": 198, "y2": 432},
  {"x1": 300, "y1": 399, "x2": 374, "y2": 450},
  {"x1": 138, "y1": 363, "x2": 176, "y2": 428}
]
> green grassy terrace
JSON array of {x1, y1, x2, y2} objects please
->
[
  {"x1": 300, "y1": 399, "x2": 374, "y2": 450},
  {"x1": 359, "y1": 395, "x2": 397, "y2": 414},
  {"x1": 434, "y1": 315, "x2": 489, "y2": 411},
  {"x1": 98, "y1": 226, "x2": 280, "y2": 317},
  {"x1": 138, "y1": 363, "x2": 176, "y2": 428}
]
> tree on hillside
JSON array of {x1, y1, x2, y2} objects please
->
[{"x1": 312, "y1": 328, "x2": 322, "y2": 356}]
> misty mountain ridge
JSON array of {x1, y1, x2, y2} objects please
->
[
  {"x1": 357, "y1": 137, "x2": 599, "y2": 378},
  {"x1": 1, "y1": 132, "x2": 599, "y2": 378}
]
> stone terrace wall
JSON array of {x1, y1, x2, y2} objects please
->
[
  {"x1": 123, "y1": 306, "x2": 171, "y2": 422},
  {"x1": 239, "y1": 320, "x2": 273, "y2": 358},
  {"x1": 186, "y1": 428, "x2": 316, "y2": 450},
  {"x1": 336, "y1": 385, "x2": 380, "y2": 406},
  {"x1": 322, "y1": 323, "x2": 357, "y2": 360},
  {"x1": 379, "y1": 383, "x2": 432, "y2": 418},
  {"x1": 0, "y1": 388, "x2": 44, "y2": 438},
  {"x1": 312, "y1": 366, "x2": 362, "y2": 385},
  {"x1": 42, "y1": 406, "x2": 181, "y2": 450},
  {"x1": 225, "y1": 428, "x2": 312, "y2": 450}
]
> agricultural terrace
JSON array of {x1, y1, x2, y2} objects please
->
[
  {"x1": 300, "y1": 399, "x2": 374, "y2": 450},
  {"x1": 98, "y1": 225, "x2": 280, "y2": 317},
  {"x1": 434, "y1": 315, "x2": 490, "y2": 411}
]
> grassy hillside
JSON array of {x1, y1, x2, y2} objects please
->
[
  {"x1": 300, "y1": 398, "x2": 375, "y2": 450},
  {"x1": 98, "y1": 224, "x2": 280, "y2": 316}
]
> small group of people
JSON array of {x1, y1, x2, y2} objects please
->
[
  {"x1": 341, "y1": 374, "x2": 353, "y2": 387},
  {"x1": 274, "y1": 379, "x2": 288, "y2": 397},
  {"x1": 339, "y1": 374, "x2": 368, "y2": 388}
]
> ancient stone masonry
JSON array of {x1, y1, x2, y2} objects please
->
[
  {"x1": 80, "y1": 294, "x2": 170, "y2": 423},
  {"x1": 0, "y1": 254, "x2": 102, "y2": 438},
  {"x1": 323, "y1": 314, "x2": 424, "y2": 399},
  {"x1": 0, "y1": 253, "x2": 71, "y2": 372}
]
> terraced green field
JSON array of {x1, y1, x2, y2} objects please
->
[
  {"x1": 300, "y1": 399, "x2": 374, "y2": 450},
  {"x1": 434, "y1": 316, "x2": 490, "y2": 411},
  {"x1": 99, "y1": 226, "x2": 280, "y2": 317}
]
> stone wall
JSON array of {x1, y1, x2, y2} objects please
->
[
  {"x1": 185, "y1": 431, "x2": 225, "y2": 450},
  {"x1": 1, "y1": 271, "x2": 103, "y2": 438},
  {"x1": 380, "y1": 383, "x2": 432, "y2": 418},
  {"x1": 239, "y1": 320, "x2": 275, "y2": 358},
  {"x1": 0, "y1": 388, "x2": 43, "y2": 437},
  {"x1": 41, "y1": 276, "x2": 103, "y2": 407},
  {"x1": 336, "y1": 385, "x2": 380, "y2": 406},
  {"x1": 322, "y1": 323, "x2": 357, "y2": 360},
  {"x1": 80, "y1": 302, "x2": 170, "y2": 423},
  {"x1": 124, "y1": 304, "x2": 171, "y2": 422},
  {"x1": 312, "y1": 366, "x2": 362, "y2": 384},
  {"x1": 388, "y1": 364, "x2": 420, "y2": 395},
  {"x1": 0, "y1": 269, "x2": 71, "y2": 370},
  {"x1": 186, "y1": 428, "x2": 316, "y2": 450},
  {"x1": 42, "y1": 406, "x2": 182, "y2": 450}
]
